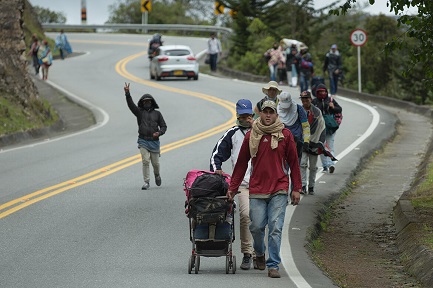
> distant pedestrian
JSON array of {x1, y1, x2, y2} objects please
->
[
  {"x1": 207, "y1": 32, "x2": 222, "y2": 72},
  {"x1": 227, "y1": 100, "x2": 302, "y2": 279},
  {"x1": 298, "y1": 47, "x2": 314, "y2": 93},
  {"x1": 323, "y1": 44, "x2": 342, "y2": 96},
  {"x1": 299, "y1": 91, "x2": 325, "y2": 195},
  {"x1": 28, "y1": 34, "x2": 40, "y2": 75},
  {"x1": 264, "y1": 43, "x2": 285, "y2": 82},
  {"x1": 123, "y1": 83, "x2": 167, "y2": 190},
  {"x1": 210, "y1": 99, "x2": 255, "y2": 270},
  {"x1": 285, "y1": 44, "x2": 300, "y2": 87},
  {"x1": 37, "y1": 40, "x2": 53, "y2": 80},
  {"x1": 312, "y1": 84, "x2": 342, "y2": 173},
  {"x1": 55, "y1": 29, "x2": 72, "y2": 59}
]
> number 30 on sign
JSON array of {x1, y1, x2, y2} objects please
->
[{"x1": 350, "y1": 29, "x2": 368, "y2": 47}]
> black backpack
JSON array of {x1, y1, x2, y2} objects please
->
[{"x1": 189, "y1": 172, "x2": 228, "y2": 198}]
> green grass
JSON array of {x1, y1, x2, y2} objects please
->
[
  {"x1": 410, "y1": 158, "x2": 433, "y2": 249},
  {"x1": 0, "y1": 97, "x2": 58, "y2": 135}
]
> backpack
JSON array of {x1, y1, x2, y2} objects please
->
[
  {"x1": 301, "y1": 58, "x2": 313, "y2": 70},
  {"x1": 330, "y1": 96, "x2": 343, "y2": 125},
  {"x1": 188, "y1": 172, "x2": 229, "y2": 198}
]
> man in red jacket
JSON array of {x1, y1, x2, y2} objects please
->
[{"x1": 227, "y1": 100, "x2": 302, "y2": 279}]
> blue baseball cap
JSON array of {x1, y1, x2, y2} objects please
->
[{"x1": 236, "y1": 99, "x2": 253, "y2": 115}]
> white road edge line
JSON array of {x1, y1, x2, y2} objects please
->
[{"x1": 282, "y1": 96, "x2": 381, "y2": 287}]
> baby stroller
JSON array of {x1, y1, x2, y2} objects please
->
[{"x1": 183, "y1": 170, "x2": 236, "y2": 274}]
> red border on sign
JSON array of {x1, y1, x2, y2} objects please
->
[{"x1": 350, "y1": 28, "x2": 368, "y2": 47}]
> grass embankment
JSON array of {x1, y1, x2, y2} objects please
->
[
  {"x1": 410, "y1": 158, "x2": 433, "y2": 249},
  {"x1": 0, "y1": 0, "x2": 59, "y2": 137}
]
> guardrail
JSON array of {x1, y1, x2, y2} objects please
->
[{"x1": 41, "y1": 23, "x2": 233, "y2": 36}]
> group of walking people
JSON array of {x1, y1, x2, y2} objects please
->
[
  {"x1": 210, "y1": 80, "x2": 341, "y2": 278},
  {"x1": 264, "y1": 42, "x2": 343, "y2": 97},
  {"x1": 28, "y1": 30, "x2": 72, "y2": 81}
]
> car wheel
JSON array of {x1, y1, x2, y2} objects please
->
[
  {"x1": 193, "y1": 75, "x2": 199, "y2": 80},
  {"x1": 156, "y1": 75, "x2": 162, "y2": 81}
]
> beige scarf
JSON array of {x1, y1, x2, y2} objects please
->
[{"x1": 249, "y1": 117, "x2": 285, "y2": 158}]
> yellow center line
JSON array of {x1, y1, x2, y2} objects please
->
[{"x1": 1, "y1": 44, "x2": 236, "y2": 219}]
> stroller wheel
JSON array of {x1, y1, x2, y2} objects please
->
[
  {"x1": 188, "y1": 256, "x2": 194, "y2": 274},
  {"x1": 231, "y1": 255, "x2": 236, "y2": 274},
  {"x1": 194, "y1": 256, "x2": 200, "y2": 274},
  {"x1": 225, "y1": 256, "x2": 229, "y2": 274}
]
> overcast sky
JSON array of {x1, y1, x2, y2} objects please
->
[{"x1": 28, "y1": 0, "x2": 417, "y2": 25}]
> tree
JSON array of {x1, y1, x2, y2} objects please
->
[
  {"x1": 33, "y1": 6, "x2": 66, "y2": 24},
  {"x1": 331, "y1": 0, "x2": 433, "y2": 103}
]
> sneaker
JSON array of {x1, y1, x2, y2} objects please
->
[
  {"x1": 329, "y1": 165, "x2": 335, "y2": 174},
  {"x1": 141, "y1": 182, "x2": 150, "y2": 190},
  {"x1": 301, "y1": 186, "x2": 307, "y2": 195},
  {"x1": 240, "y1": 254, "x2": 252, "y2": 270},
  {"x1": 155, "y1": 175, "x2": 162, "y2": 186},
  {"x1": 322, "y1": 167, "x2": 328, "y2": 173},
  {"x1": 255, "y1": 255, "x2": 266, "y2": 270},
  {"x1": 268, "y1": 268, "x2": 281, "y2": 278},
  {"x1": 308, "y1": 187, "x2": 315, "y2": 195}
]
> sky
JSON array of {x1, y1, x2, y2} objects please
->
[{"x1": 28, "y1": 0, "x2": 418, "y2": 25}]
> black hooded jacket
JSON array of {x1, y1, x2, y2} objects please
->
[
  {"x1": 125, "y1": 92, "x2": 167, "y2": 140},
  {"x1": 311, "y1": 84, "x2": 342, "y2": 116}
]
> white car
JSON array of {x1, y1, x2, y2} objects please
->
[{"x1": 149, "y1": 45, "x2": 199, "y2": 81}]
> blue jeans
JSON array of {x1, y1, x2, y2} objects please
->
[
  {"x1": 329, "y1": 73, "x2": 339, "y2": 95},
  {"x1": 249, "y1": 193, "x2": 288, "y2": 270},
  {"x1": 320, "y1": 131, "x2": 336, "y2": 168},
  {"x1": 269, "y1": 63, "x2": 278, "y2": 81},
  {"x1": 299, "y1": 73, "x2": 310, "y2": 93}
]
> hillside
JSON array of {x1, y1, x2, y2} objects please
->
[{"x1": 0, "y1": 0, "x2": 58, "y2": 138}]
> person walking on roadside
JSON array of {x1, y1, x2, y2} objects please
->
[
  {"x1": 227, "y1": 100, "x2": 302, "y2": 279},
  {"x1": 253, "y1": 81, "x2": 282, "y2": 116},
  {"x1": 285, "y1": 44, "x2": 300, "y2": 87},
  {"x1": 312, "y1": 84, "x2": 342, "y2": 173},
  {"x1": 299, "y1": 90, "x2": 326, "y2": 195},
  {"x1": 28, "y1": 34, "x2": 40, "y2": 75},
  {"x1": 37, "y1": 40, "x2": 53, "y2": 80},
  {"x1": 123, "y1": 83, "x2": 167, "y2": 190},
  {"x1": 55, "y1": 29, "x2": 72, "y2": 60},
  {"x1": 210, "y1": 99, "x2": 255, "y2": 270},
  {"x1": 323, "y1": 44, "x2": 342, "y2": 96},
  {"x1": 264, "y1": 43, "x2": 285, "y2": 82},
  {"x1": 298, "y1": 47, "x2": 314, "y2": 93},
  {"x1": 277, "y1": 91, "x2": 310, "y2": 164},
  {"x1": 207, "y1": 32, "x2": 222, "y2": 72}
]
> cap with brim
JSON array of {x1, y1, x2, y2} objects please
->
[
  {"x1": 236, "y1": 99, "x2": 253, "y2": 115},
  {"x1": 300, "y1": 91, "x2": 312, "y2": 99},
  {"x1": 261, "y1": 100, "x2": 277, "y2": 112},
  {"x1": 331, "y1": 44, "x2": 337, "y2": 49},
  {"x1": 262, "y1": 81, "x2": 282, "y2": 95}
]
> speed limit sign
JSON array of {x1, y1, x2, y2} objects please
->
[{"x1": 350, "y1": 29, "x2": 368, "y2": 46}]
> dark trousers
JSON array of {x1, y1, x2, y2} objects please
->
[{"x1": 209, "y1": 53, "x2": 218, "y2": 71}]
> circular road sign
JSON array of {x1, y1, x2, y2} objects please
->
[{"x1": 350, "y1": 29, "x2": 368, "y2": 46}]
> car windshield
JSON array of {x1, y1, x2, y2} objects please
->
[{"x1": 164, "y1": 49, "x2": 190, "y2": 56}]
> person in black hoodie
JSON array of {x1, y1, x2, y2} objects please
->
[
  {"x1": 124, "y1": 83, "x2": 167, "y2": 190},
  {"x1": 312, "y1": 84, "x2": 342, "y2": 173}
]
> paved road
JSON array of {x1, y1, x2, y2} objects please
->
[{"x1": 0, "y1": 33, "x2": 410, "y2": 287}]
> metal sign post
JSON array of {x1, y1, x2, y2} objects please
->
[{"x1": 350, "y1": 29, "x2": 368, "y2": 93}]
